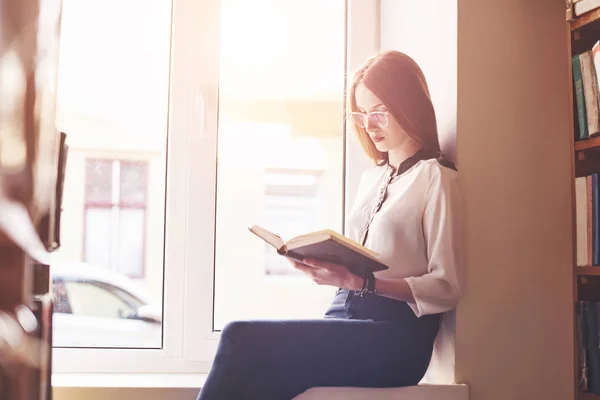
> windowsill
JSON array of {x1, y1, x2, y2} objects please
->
[
  {"x1": 52, "y1": 373, "x2": 468, "y2": 400},
  {"x1": 52, "y1": 373, "x2": 207, "y2": 388}
]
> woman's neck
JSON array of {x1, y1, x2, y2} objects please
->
[{"x1": 387, "y1": 141, "x2": 423, "y2": 170}]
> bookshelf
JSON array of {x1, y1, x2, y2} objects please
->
[
  {"x1": 569, "y1": 4, "x2": 600, "y2": 399},
  {"x1": 575, "y1": 136, "x2": 600, "y2": 151},
  {"x1": 571, "y1": 4, "x2": 600, "y2": 399},
  {"x1": 572, "y1": 8, "x2": 600, "y2": 31},
  {"x1": 576, "y1": 267, "x2": 600, "y2": 276},
  {"x1": 579, "y1": 393, "x2": 600, "y2": 400}
]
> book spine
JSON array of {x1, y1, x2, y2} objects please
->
[
  {"x1": 574, "y1": 54, "x2": 589, "y2": 140},
  {"x1": 585, "y1": 302, "x2": 599, "y2": 393},
  {"x1": 580, "y1": 51, "x2": 600, "y2": 136},
  {"x1": 577, "y1": 301, "x2": 589, "y2": 392},
  {"x1": 577, "y1": 177, "x2": 589, "y2": 266},
  {"x1": 588, "y1": 176, "x2": 594, "y2": 265},
  {"x1": 593, "y1": 174, "x2": 600, "y2": 266},
  {"x1": 591, "y1": 302, "x2": 600, "y2": 393}
]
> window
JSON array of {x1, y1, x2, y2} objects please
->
[
  {"x1": 212, "y1": 0, "x2": 346, "y2": 329},
  {"x1": 83, "y1": 159, "x2": 148, "y2": 278},
  {"x1": 53, "y1": 279, "x2": 144, "y2": 318},
  {"x1": 52, "y1": 0, "x2": 168, "y2": 351},
  {"x1": 51, "y1": 277, "x2": 161, "y2": 348},
  {"x1": 61, "y1": 281, "x2": 139, "y2": 319},
  {"x1": 52, "y1": 0, "x2": 378, "y2": 376}
]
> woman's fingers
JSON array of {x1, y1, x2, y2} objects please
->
[
  {"x1": 286, "y1": 258, "x2": 352, "y2": 288},
  {"x1": 302, "y1": 258, "x2": 344, "y2": 271},
  {"x1": 287, "y1": 259, "x2": 315, "y2": 274}
]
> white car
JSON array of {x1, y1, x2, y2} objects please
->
[{"x1": 50, "y1": 262, "x2": 162, "y2": 348}]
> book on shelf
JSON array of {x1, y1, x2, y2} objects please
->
[
  {"x1": 575, "y1": 174, "x2": 600, "y2": 266},
  {"x1": 575, "y1": 300, "x2": 600, "y2": 394},
  {"x1": 574, "y1": 53, "x2": 589, "y2": 140},
  {"x1": 572, "y1": 41, "x2": 600, "y2": 140},
  {"x1": 576, "y1": 301, "x2": 589, "y2": 392},
  {"x1": 574, "y1": 0, "x2": 600, "y2": 17},
  {"x1": 248, "y1": 225, "x2": 389, "y2": 276}
]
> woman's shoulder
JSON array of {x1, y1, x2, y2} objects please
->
[{"x1": 415, "y1": 158, "x2": 459, "y2": 185}]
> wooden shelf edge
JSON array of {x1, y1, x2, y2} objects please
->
[
  {"x1": 576, "y1": 136, "x2": 600, "y2": 152},
  {"x1": 572, "y1": 8, "x2": 600, "y2": 30},
  {"x1": 576, "y1": 267, "x2": 600, "y2": 275},
  {"x1": 577, "y1": 392, "x2": 600, "y2": 400}
]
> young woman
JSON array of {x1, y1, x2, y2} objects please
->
[{"x1": 197, "y1": 50, "x2": 463, "y2": 400}]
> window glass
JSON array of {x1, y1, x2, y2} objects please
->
[
  {"x1": 213, "y1": 0, "x2": 346, "y2": 328},
  {"x1": 52, "y1": 0, "x2": 170, "y2": 348}
]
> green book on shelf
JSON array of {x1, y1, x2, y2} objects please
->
[{"x1": 573, "y1": 54, "x2": 589, "y2": 140}]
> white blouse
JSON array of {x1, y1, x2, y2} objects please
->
[{"x1": 347, "y1": 157, "x2": 464, "y2": 383}]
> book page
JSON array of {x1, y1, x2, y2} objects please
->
[{"x1": 248, "y1": 225, "x2": 284, "y2": 250}]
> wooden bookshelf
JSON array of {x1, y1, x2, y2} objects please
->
[
  {"x1": 572, "y1": 8, "x2": 600, "y2": 31},
  {"x1": 576, "y1": 136, "x2": 600, "y2": 152},
  {"x1": 576, "y1": 267, "x2": 600, "y2": 276},
  {"x1": 569, "y1": 6, "x2": 600, "y2": 399},
  {"x1": 578, "y1": 392, "x2": 600, "y2": 400}
]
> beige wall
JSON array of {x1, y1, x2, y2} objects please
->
[
  {"x1": 380, "y1": 0, "x2": 458, "y2": 384},
  {"x1": 380, "y1": 0, "x2": 457, "y2": 164},
  {"x1": 456, "y1": 0, "x2": 574, "y2": 399}
]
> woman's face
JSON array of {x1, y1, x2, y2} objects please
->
[{"x1": 353, "y1": 83, "x2": 413, "y2": 153}]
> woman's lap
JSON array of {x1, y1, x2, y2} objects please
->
[{"x1": 197, "y1": 314, "x2": 439, "y2": 400}]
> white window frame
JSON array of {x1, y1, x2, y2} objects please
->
[{"x1": 52, "y1": 0, "x2": 380, "y2": 375}]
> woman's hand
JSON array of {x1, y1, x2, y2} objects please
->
[{"x1": 288, "y1": 258, "x2": 363, "y2": 290}]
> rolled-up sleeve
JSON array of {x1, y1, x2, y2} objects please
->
[{"x1": 404, "y1": 166, "x2": 464, "y2": 317}]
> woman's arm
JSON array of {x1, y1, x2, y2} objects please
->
[
  {"x1": 371, "y1": 277, "x2": 415, "y2": 302},
  {"x1": 402, "y1": 166, "x2": 464, "y2": 317},
  {"x1": 291, "y1": 258, "x2": 415, "y2": 302}
]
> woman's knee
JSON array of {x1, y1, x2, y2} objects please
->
[
  {"x1": 216, "y1": 320, "x2": 278, "y2": 365},
  {"x1": 220, "y1": 320, "x2": 248, "y2": 342},
  {"x1": 220, "y1": 320, "x2": 268, "y2": 346}
]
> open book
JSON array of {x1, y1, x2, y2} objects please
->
[{"x1": 248, "y1": 225, "x2": 389, "y2": 276}]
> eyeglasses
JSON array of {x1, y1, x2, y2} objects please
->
[{"x1": 348, "y1": 111, "x2": 389, "y2": 129}]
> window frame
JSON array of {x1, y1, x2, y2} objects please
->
[{"x1": 52, "y1": 0, "x2": 379, "y2": 375}]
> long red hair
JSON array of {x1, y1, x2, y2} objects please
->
[{"x1": 346, "y1": 51, "x2": 441, "y2": 165}]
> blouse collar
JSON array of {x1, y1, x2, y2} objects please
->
[{"x1": 388, "y1": 148, "x2": 438, "y2": 177}]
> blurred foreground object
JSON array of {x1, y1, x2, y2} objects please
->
[{"x1": 0, "y1": 0, "x2": 64, "y2": 399}]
